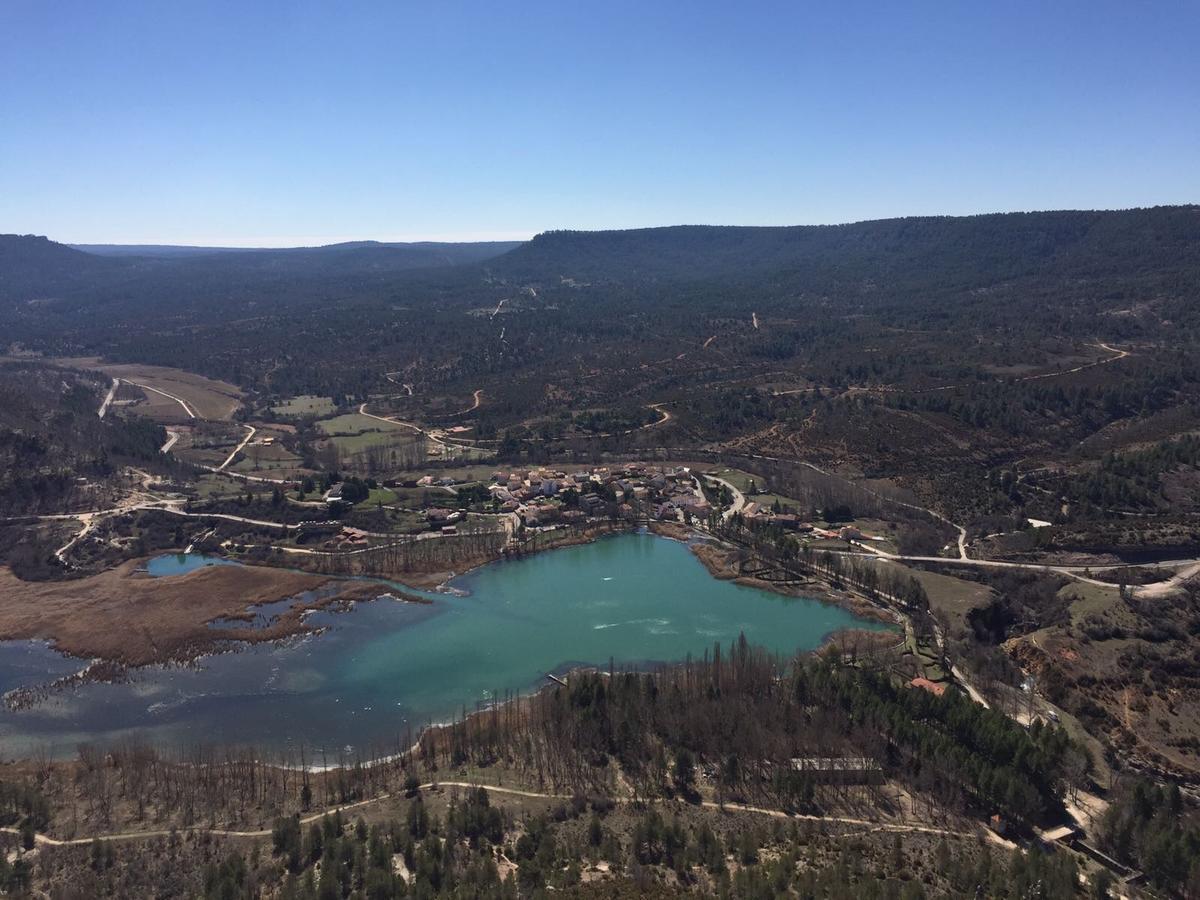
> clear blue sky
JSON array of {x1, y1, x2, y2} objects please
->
[{"x1": 2, "y1": 1, "x2": 1197, "y2": 246}]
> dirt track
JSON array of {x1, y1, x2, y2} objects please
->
[
  {"x1": 0, "y1": 780, "x2": 980, "y2": 847},
  {"x1": 51, "y1": 358, "x2": 243, "y2": 420}
]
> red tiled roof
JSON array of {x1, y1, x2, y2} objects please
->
[{"x1": 910, "y1": 677, "x2": 947, "y2": 696}]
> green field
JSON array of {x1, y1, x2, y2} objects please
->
[
  {"x1": 271, "y1": 395, "x2": 335, "y2": 417},
  {"x1": 364, "y1": 487, "x2": 398, "y2": 506},
  {"x1": 196, "y1": 473, "x2": 252, "y2": 499},
  {"x1": 229, "y1": 441, "x2": 303, "y2": 473},
  {"x1": 316, "y1": 413, "x2": 404, "y2": 436},
  {"x1": 313, "y1": 412, "x2": 419, "y2": 454},
  {"x1": 334, "y1": 431, "x2": 419, "y2": 454},
  {"x1": 711, "y1": 466, "x2": 806, "y2": 514},
  {"x1": 1060, "y1": 581, "x2": 1124, "y2": 626},
  {"x1": 905, "y1": 566, "x2": 994, "y2": 625}
]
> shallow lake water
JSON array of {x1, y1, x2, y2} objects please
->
[
  {"x1": 145, "y1": 553, "x2": 240, "y2": 577},
  {"x1": 0, "y1": 533, "x2": 889, "y2": 758}
]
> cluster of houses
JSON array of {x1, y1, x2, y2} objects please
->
[
  {"x1": 295, "y1": 519, "x2": 374, "y2": 549},
  {"x1": 480, "y1": 463, "x2": 713, "y2": 529},
  {"x1": 739, "y1": 501, "x2": 814, "y2": 533},
  {"x1": 411, "y1": 463, "x2": 842, "y2": 535},
  {"x1": 423, "y1": 507, "x2": 464, "y2": 535}
]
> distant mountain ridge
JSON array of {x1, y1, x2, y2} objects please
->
[
  {"x1": 494, "y1": 206, "x2": 1200, "y2": 284},
  {"x1": 5, "y1": 207, "x2": 1199, "y2": 314},
  {"x1": 0, "y1": 234, "x2": 127, "y2": 300},
  {"x1": 71, "y1": 239, "x2": 524, "y2": 259},
  {"x1": 0, "y1": 234, "x2": 524, "y2": 303}
]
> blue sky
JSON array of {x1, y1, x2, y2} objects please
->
[{"x1": 2, "y1": 1, "x2": 1197, "y2": 245}]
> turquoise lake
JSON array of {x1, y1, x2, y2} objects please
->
[{"x1": 0, "y1": 533, "x2": 888, "y2": 758}]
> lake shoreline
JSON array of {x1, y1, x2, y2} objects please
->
[
  {"x1": 0, "y1": 530, "x2": 894, "y2": 756},
  {"x1": 0, "y1": 516, "x2": 894, "y2": 691},
  {"x1": 647, "y1": 521, "x2": 899, "y2": 627},
  {"x1": 0, "y1": 559, "x2": 376, "y2": 669}
]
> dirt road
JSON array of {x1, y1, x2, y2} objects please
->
[
  {"x1": 127, "y1": 380, "x2": 197, "y2": 418},
  {"x1": 97, "y1": 378, "x2": 119, "y2": 418},
  {"x1": 218, "y1": 424, "x2": 257, "y2": 470},
  {"x1": 1136, "y1": 560, "x2": 1200, "y2": 598},
  {"x1": 730, "y1": 450, "x2": 1200, "y2": 586},
  {"x1": 840, "y1": 542, "x2": 1128, "y2": 587},
  {"x1": 358, "y1": 402, "x2": 450, "y2": 451},
  {"x1": 1015, "y1": 342, "x2": 1129, "y2": 384},
  {"x1": 640, "y1": 403, "x2": 672, "y2": 431},
  {"x1": 0, "y1": 780, "x2": 978, "y2": 847}
]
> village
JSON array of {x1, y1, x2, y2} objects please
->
[{"x1": 312, "y1": 461, "x2": 843, "y2": 544}]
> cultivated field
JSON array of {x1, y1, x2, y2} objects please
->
[
  {"x1": 271, "y1": 394, "x2": 336, "y2": 417},
  {"x1": 53, "y1": 358, "x2": 243, "y2": 420}
]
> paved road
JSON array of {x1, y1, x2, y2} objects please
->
[
  {"x1": 196, "y1": 462, "x2": 288, "y2": 484},
  {"x1": 707, "y1": 475, "x2": 745, "y2": 523},
  {"x1": 144, "y1": 504, "x2": 298, "y2": 531}
]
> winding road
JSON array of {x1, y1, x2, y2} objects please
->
[
  {"x1": 358, "y1": 402, "x2": 456, "y2": 453},
  {"x1": 707, "y1": 475, "x2": 746, "y2": 523}
]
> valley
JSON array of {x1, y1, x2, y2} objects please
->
[{"x1": 2, "y1": 209, "x2": 1200, "y2": 896}]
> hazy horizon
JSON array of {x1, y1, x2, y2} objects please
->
[
  {"x1": 3, "y1": 1, "x2": 1197, "y2": 246},
  {"x1": 20, "y1": 202, "x2": 1196, "y2": 250}
]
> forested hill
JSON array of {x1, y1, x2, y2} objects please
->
[
  {"x1": 70, "y1": 239, "x2": 524, "y2": 266},
  {"x1": 0, "y1": 235, "x2": 129, "y2": 301},
  {"x1": 0, "y1": 236, "x2": 523, "y2": 304},
  {"x1": 105, "y1": 240, "x2": 526, "y2": 278},
  {"x1": 4, "y1": 206, "x2": 1200, "y2": 396},
  {"x1": 493, "y1": 206, "x2": 1200, "y2": 286}
]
